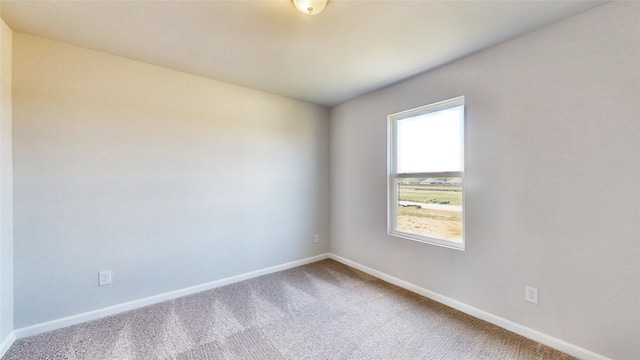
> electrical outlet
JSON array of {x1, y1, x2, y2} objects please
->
[
  {"x1": 314, "y1": 234, "x2": 320, "y2": 243},
  {"x1": 99, "y1": 270, "x2": 112, "y2": 286},
  {"x1": 525, "y1": 286, "x2": 538, "y2": 304}
]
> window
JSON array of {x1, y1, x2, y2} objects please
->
[{"x1": 388, "y1": 96, "x2": 465, "y2": 250}]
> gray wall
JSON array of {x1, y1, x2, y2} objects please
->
[
  {"x1": 0, "y1": 16, "x2": 13, "y2": 343},
  {"x1": 13, "y1": 34, "x2": 329, "y2": 328},
  {"x1": 329, "y1": 2, "x2": 639, "y2": 359}
]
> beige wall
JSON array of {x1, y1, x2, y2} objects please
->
[
  {"x1": 12, "y1": 33, "x2": 329, "y2": 328},
  {"x1": 330, "y1": 2, "x2": 639, "y2": 359},
  {"x1": 0, "y1": 16, "x2": 14, "y2": 345}
]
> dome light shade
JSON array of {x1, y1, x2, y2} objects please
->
[{"x1": 293, "y1": 0, "x2": 327, "y2": 15}]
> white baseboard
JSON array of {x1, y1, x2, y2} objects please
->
[
  {"x1": 14, "y1": 253, "x2": 330, "y2": 340},
  {"x1": 0, "y1": 331, "x2": 16, "y2": 358},
  {"x1": 10, "y1": 252, "x2": 610, "y2": 360},
  {"x1": 328, "y1": 253, "x2": 610, "y2": 360}
]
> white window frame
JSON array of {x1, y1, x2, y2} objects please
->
[{"x1": 387, "y1": 96, "x2": 465, "y2": 251}]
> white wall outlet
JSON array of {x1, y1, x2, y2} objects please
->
[
  {"x1": 525, "y1": 286, "x2": 538, "y2": 304},
  {"x1": 99, "y1": 270, "x2": 112, "y2": 286},
  {"x1": 314, "y1": 234, "x2": 320, "y2": 243}
]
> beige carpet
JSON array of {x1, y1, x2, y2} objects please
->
[{"x1": 3, "y1": 260, "x2": 575, "y2": 359}]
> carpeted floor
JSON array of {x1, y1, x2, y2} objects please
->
[{"x1": 3, "y1": 259, "x2": 575, "y2": 359}]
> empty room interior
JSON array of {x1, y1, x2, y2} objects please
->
[{"x1": 0, "y1": 1, "x2": 638, "y2": 359}]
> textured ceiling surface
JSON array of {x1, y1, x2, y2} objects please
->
[{"x1": 1, "y1": 0, "x2": 606, "y2": 106}]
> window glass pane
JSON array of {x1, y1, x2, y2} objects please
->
[
  {"x1": 396, "y1": 105, "x2": 464, "y2": 173},
  {"x1": 396, "y1": 177, "x2": 462, "y2": 242}
]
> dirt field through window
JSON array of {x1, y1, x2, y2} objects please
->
[
  {"x1": 396, "y1": 182, "x2": 462, "y2": 242},
  {"x1": 397, "y1": 207, "x2": 462, "y2": 242}
]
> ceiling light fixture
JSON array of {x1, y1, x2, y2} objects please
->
[{"x1": 292, "y1": 0, "x2": 327, "y2": 15}]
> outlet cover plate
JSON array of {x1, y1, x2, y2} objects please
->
[
  {"x1": 525, "y1": 286, "x2": 538, "y2": 304},
  {"x1": 99, "y1": 270, "x2": 112, "y2": 286}
]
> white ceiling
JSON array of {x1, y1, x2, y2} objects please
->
[{"x1": 1, "y1": 0, "x2": 606, "y2": 107}]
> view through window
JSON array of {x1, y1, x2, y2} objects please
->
[{"x1": 388, "y1": 97, "x2": 465, "y2": 250}]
